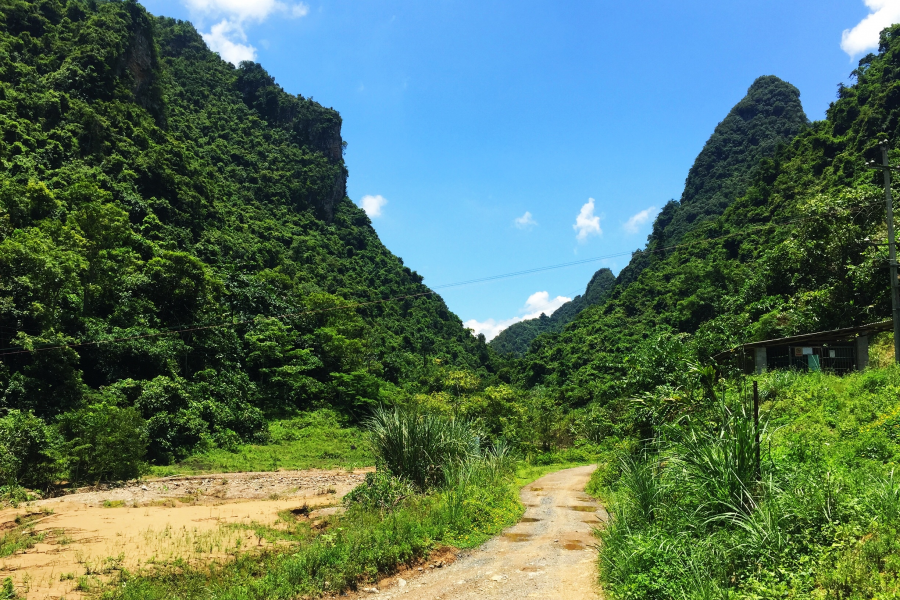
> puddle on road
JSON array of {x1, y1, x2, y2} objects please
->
[
  {"x1": 520, "y1": 566, "x2": 542, "y2": 572},
  {"x1": 529, "y1": 487, "x2": 543, "y2": 491},
  {"x1": 568, "y1": 505, "x2": 597, "y2": 512},
  {"x1": 519, "y1": 517, "x2": 541, "y2": 523},
  {"x1": 563, "y1": 542, "x2": 585, "y2": 551},
  {"x1": 502, "y1": 533, "x2": 532, "y2": 542}
]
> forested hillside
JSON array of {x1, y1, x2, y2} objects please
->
[
  {"x1": 0, "y1": 0, "x2": 494, "y2": 468},
  {"x1": 517, "y1": 29, "x2": 900, "y2": 406},
  {"x1": 489, "y1": 267, "x2": 615, "y2": 356},
  {"x1": 617, "y1": 75, "x2": 809, "y2": 286}
]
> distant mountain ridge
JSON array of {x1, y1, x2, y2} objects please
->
[{"x1": 489, "y1": 268, "x2": 616, "y2": 356}]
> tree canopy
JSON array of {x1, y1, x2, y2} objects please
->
[{"x1": 0, "y1": 0, "x2": 495, "y2": 464}]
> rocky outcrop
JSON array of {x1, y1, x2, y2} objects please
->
[
  {"x1": 234, "y1": 62, "x2": 347, "y2": 221},
  {"x1": 118, "y1": 3, "x2": 164, "y2": 125}
]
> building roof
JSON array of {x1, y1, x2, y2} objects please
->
[{"x1": 713, "y1": 320, "x2": 893, "y2": 362}]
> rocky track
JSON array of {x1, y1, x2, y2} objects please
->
[{"x1": 362, "y1": 465, "x2": 605, "y2": 600}]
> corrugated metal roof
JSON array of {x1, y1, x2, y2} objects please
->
[{"x1": 714, "y1": 320, "x2": 893, "y2": 361}]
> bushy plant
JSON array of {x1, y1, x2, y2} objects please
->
[
  {"x1": 343, "y1": 471, "x2": 415, "y2": 511},
  {"x1": 0, "y1": 410, "x2": 59, "y2": 489},
  {"x1": 56, "y1": 403, "x2": 149, "y2": 483}
]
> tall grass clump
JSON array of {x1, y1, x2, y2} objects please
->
[
  {"x1": 676, "y1": 399, "x2": 762, "y2": 518},
  {"x1": 365, "y1": 406, "x2": 481, "y2": 490},
  {"x1": 597, "y1": 365, "x2": 900, "y2": 599}
]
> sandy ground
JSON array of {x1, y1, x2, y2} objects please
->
[
  {"x1": 1, "y1": 468, "x2": 371, "y2": 599},
  {"x1": 359, "y1": 465, "x2": 606, "y2": 600}
]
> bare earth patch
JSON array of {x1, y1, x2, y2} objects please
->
[{"x1": 0, "y1": 468, "x2": 372, "y2": 599}]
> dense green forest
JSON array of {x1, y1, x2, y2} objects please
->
[
  {"x1": 0, "y1": 0, "x2": 497, "y2": 477},
  {"x1": 489, "y1": 267, "x2": 615, "y2": 356}
]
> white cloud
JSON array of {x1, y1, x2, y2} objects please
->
[
  {"x1": 290, "y1": 3, "x2": 310, "y2": 17},
  {"x1": 841, "y1": 0, "x2": 900, "y2": 56},
  {"x1": 186, "y1": 0, "x2": 310, "y2": 65},
  {"x1": 464, "y1": 291, "x2": 571, "y2": 341},
  {"x1": 521, "y1": 291, "x2": 570, "y2": 319},
  {"x1": 464, "y1": 317, "x2": 522, "y2": 341},
  {"x1": 202, "y1": 20, "x2": 256, "y2": 65},
  {"x1": 573, "y1": 197, "x2": 602, "y2": 241},
  {"x1": 360, "y1": 194, "x2": 388, "y2": 217},
  {"x1": 185, "y1": 0, "x2": 309, "y2": 22},
  {"x1": 514, "y1": 211, "x2": 537, "y2": 230},
  {"x1": 623, "y1": 206, "x2": 660, "y2": 234}
]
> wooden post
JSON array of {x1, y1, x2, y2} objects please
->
[{"x1": 753, "y1": 380, "x2": 761, "y2": 480}]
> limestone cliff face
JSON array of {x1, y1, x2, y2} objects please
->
[
  {"x1": 233, "y1": 61, "x2": 347, "y2": 222},
  {"x1": 295, "y1": 109, "x2": 347, "y2": 223},
  {"x1": 118, "y1": 3, "x2": 165, "y2": 125}
]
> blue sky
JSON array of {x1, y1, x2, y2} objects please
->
[{"x1": 143, "y1": 0, "x2": 897, "y2": 339}]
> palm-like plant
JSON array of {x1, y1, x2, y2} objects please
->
[{"x1": 365, "y1": 406, "x2": 480, "y2": 490}]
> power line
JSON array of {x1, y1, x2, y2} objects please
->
[{"x1": 0, "y1": 203, "x2": 877, "y2": 358}]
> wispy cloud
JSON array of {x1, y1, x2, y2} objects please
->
[
  {"x1": 573, "y1": 198, "x2": 602, "y2": 242},
  {"x1": 202, "y1": 20, "x2": 257, "y2": 64},
  {"x1": 841, "y1": 0, "x2": 900, "y2": 57},
  {"x1": 514, "y1": 211, "x2": 537, "y2": 230},
  {"x1": 464, "y1": 291, "x2": 571, "y2": 341},
  {"x1": 623, "y1": 206, "x2": 659, "y2": 234},
  {"x1": 184, "y1": 0, "x2": 310, "y2": 65},
  {"x1": 360, "y1": 194, "x2": 388, "y2": 217}
]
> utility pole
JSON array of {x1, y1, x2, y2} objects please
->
[
  {"x1": 869, "y1": 139, "x2": 900, "y2": 363},
  {"x1": 752, "y1": 380, "x2": 760, "y2": 481}
]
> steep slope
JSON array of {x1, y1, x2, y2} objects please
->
[
  {"x1": 0, "y1": 0, "x2": 493, "y2": 463},
  {"x1": 617, "y1": 75, "x2": 809, "y2": 287},
  {"x1": 489, "y1": 268, "x2": 615, "y2": 356},
  {"x1": 520, "y1": 29, "x2": 900, "y2": 405}
]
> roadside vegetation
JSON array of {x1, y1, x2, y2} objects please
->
[
  {"x1": 592, "y1": 359, "x2": 900, "y2": 599},
  {"x1": 100, "y1": 407, "x2": 523, "y2": 599}
]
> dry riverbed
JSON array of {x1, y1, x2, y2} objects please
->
[{"x1": 1, "y1": 468, "x2": 371, "y2": 599}]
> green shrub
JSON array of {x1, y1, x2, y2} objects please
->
[
  {"x1": 1, "y1": 577, "x2": 15, "y2": 599},
  {"x1": 365, "y1": 406, "x2": 479, "y2": 490},
  {"x1": 344, "y1": 471, "x2": 415, "y2": 511},
  {"x1": 0, "y1": 410, "x2": 59, "y2": 489},
  {"x1": 57, "y1": 403, "x2": 149, "y2": 482}
]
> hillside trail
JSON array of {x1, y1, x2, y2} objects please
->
[{"x1": 361, "y1": 464, "x2": 606, "y2": 600}]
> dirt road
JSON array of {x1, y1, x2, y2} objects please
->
[{"x1": 368, "y1": 465, "x2": 605, "y2": 600}]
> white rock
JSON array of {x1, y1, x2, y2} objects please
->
[{"x1": 397, "y1": 578, "x2": 406, "y2": 588}]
